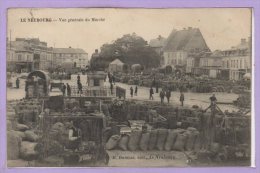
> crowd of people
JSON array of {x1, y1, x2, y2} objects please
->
[
  {"x1": 128, "y1": 85, "x2": 186, "y2": 106},
  {"x1": 148, "y1": 87, "x2": 185, "y2": 106}
]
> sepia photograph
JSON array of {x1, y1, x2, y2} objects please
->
[{"x1": 6, "y1": 8, "x2": 252, "y2": 167}]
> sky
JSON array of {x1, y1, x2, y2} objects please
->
[{"x1": 8, "y1": 8, "x2": 252, "y2": 58}]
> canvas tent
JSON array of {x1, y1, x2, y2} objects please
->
[{"x1": 108, "y1": 59, "x2": 127, "y2": 73}]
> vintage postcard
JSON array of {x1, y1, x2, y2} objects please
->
[{"x1": 6, "y1": 8, "x2": 252, "y2": 167}]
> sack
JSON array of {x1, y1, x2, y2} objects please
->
[
  {"x1": 193, "y1": 131, "x2": 201, "y2": 152},
  {"x1": 148, "y1": 129, "x2": 158, "y2": 150},
  {"x1": 118, "y1": 135, "x2": 129, "y2": 151},
  {"x1": 128, "y1": 130, "x2": 142, "y2": 151},
  {"x1": 210, "y1": 142, "x2": 220, "y2": 154},
  {"x1": 139, "y1": 132, "x2": 150, "y2": 151},
  {"x1": 25, "y1": 130, "x2": 39, "y2": 142},
  {"x1": 105, "y1": 135, "x2": 121, "y2": 150},
  {"x1": 173, "y1": 133, "x2": 187, "y2": 151},
  {"x1": 156, "y1": 129, "x2": 168, "y2": 151},
  {"x1": 185, "y1": 130, "x2": 198, "y2": 151},
  {"x1": 164, "y1": 129, "x2": 178, "y2": 151}
]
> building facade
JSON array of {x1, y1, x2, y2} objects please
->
[
  {"x1": 7, "y1": 38, "x2": 89, "y2": 73},
  {"x1": 149, "y1": 35, "x2": 166, "y2": 65},
  {"x1": 163, "y1": 27, "x2": 211, "y2": 68},
  {"x1": 221, "y1": 38, "x2": 251, "y2": 81},
  {"x1": 53, "y1": 47, "x2": 88, "y2": 69},
  {"x1": 7, "y1": 38, "x2": 53, "y2": 72},
  {"x1": 186, "y1": 56, "x2": 200, "y2": 74}
]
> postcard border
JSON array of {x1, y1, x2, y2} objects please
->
[{"x1": 0, "y1": 0, "x2": 259, "y2": 173}]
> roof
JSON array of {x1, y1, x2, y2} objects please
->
[
  {"x1": 210, "y1": 50, "x2": 223, "y2": 57},
  {"x1": 53, "y1": 48, "x2": 87, "y2": 54},
  {"x1": 109, "y1": 59, "x2": 124, "y2": 65},
  {"x1": 149, "y1": 36, "x2": 166, "y2": 48},
  {"x1": 10, "y1": 41, "x2": 33, "y2": 53},
  {"x1": 163, "y1": 28, "x2": 210, "y2": 52}
]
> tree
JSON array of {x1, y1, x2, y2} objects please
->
[{"x1": 90, "y1": 33, "x2": 160, "y2": 71}]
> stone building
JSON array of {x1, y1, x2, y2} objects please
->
[
  {"x1": 7, "y1": 38, "x2": 53, "y2": 72},
  {"x1": 53, "y1": 47, "x2": 88, "y2": 69},
  {"x1": 196, "y1": 50, "x2": 223, "y2": 78},
  {"x1": 221, "y1": 38, "x2": 251, "y2": 80},
  {"x1": 163, "y1": 27, "x2": 211, "y2": 68},
  {"x1": 186, "y1": 56, "x2": 200, "y2": 74},
  {"x1": 149, "y1": 35, "x2": 166, "y2": 65}
]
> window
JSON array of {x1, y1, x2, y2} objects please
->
[
  {"x1": 240, "y1": 60, "x2": 242, "y2": 68},
  {"x1": 27, "y1": 55, "x2": 30, "y2": 61},
  {"x1": 94, "y1": 79, "x2": 99, "y2": 86},
  {"x1": 18, "y1": 54, "x2": 22, "y2": 61}
]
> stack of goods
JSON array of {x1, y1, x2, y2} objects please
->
[
  {"x1": 219, "y1": 115, "x2": 250, "y2": 146},
  {"x1": 154, "y1": 106, "x2": 178, "y2": 129},
  {"x1": 126, "y1": 103, "x2": 149, "y2": 120},
  {"x1": 64, "y1": 98, "x2": 80, "y2": 109},
  {"x1": 233, "y1": 93, "x2": 251, "y2": 108},
  {"x1": 191, "y1": 83, "x2": 212, "y2": 93},
  {"x1": 178, "y1": 108, "x2": 201, "y2": 129},
  {"x1": 105, "y1": 127, "x2": 200, "y2": 152},
  {"x1": 110, "y1": 100, "x2": 127, "y2": 122},
  {"x1": 15, "y1": 99, "x2": 42, "y2": 126},
  {"x1": 211, "y1": 86, "x2": 225, "y2": 92}
]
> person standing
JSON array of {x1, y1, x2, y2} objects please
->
[
  {"x1": 180, "y1": 92, "x2": 184, "y2": 106},
  {"x1": 110, "y1": 83, "x2": 114, "y2": 95},
  {"x1": 112, "y1": 75, "x2": 116, "y2": 85},
  {"x1": 166, "y1": 89, "x2": 171, "y2": 104},
  {"x1": 130, "y1": 86, "x2": 133, "y2": 97},
  {"x1": 77, "y1": 74, "x2": 81, "y2": 82},
  {"x1": 16, "y1": 78, "x2": 20, "y2": 89},
  {"x1": 78, "y1": 81, "x2": 83, "y2": 94},
  {"x1": 62, "y1": 83, "x2": 66, "y2": 96},
  {"x1": 156, "y1": 83, "x2": 159, "y2": 93},
  {"x1": 209, "y1": 94, "x2": 217, "y2": 105},
  {"x1": 160, "y1": 90, "x2": 165, "y2": 104},
  {"x1": 149, "y1": 87, "x2": 154, "y2": 100},
  {"x1": 66, "y1": 83, "x2": 71, "y2": 97},
  {"x1": 134, "y1": 86, "x2": 138, "y2": 96}
]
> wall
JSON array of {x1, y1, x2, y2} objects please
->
[
  {"x1": 53, "y1": 53, "x2": 88, "y2": 69},
  {"x1": 221, "y1": 55, "x2": 250, "y2": 81},
  {"x1": 163, "y1": 51, "x2": 188, "y2": 66}
]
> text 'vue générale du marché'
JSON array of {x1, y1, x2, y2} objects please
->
[{"x1": 20, "y1": 17, "x2": 106, "y2": 23}]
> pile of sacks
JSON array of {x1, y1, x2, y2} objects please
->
[
  {"x1": 105, "y1": 127, "x2": 200, "y2": 151},
  {"x1": 7, "y1": 100, "x2": 40, "y2": 162}
]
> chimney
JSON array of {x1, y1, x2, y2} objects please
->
[
  {"x1": 241, "y1": 38, "x2": 246, "y2": 44},
  {"x1": 95, "y1": 49, "x2": 98, "y2": 53},
  {"x1": 183, "y1": 28, "x2": 186, "y2": 30},
  {"x1": 188, "y1": 27, "x2": 192, "y2": 30},
  {"x1": 69, "y1": 46, "x2": 72, "y2": 48},
  {"x1": 158, "y1": 35, "x2": 162, "y2": 40}
]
